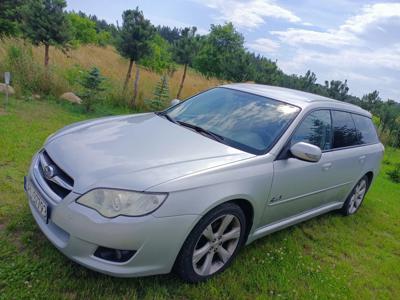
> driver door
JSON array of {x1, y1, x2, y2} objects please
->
[{"x1": 263, "y1": 110, "x2": 337, "y2": 224}]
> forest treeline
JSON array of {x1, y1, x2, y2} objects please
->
[{"x1": 1, "y1": 0, "x2": 400, "y2": 147}]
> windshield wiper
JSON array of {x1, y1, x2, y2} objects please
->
[
  {"x1": 176, "y1": 121, "x2": 225, "y2": 143},
  {"x1": 155, "y1": 111, "x2": 177, "y2": 124}
]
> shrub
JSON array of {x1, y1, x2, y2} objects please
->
[
  {"x1": 3, "y1": 41, "x2": 68, "y2": 96},
  {"x1": 387, "y1": 163, "x2": 400, "y2": 183},
  {"x1": 78, "y1": 67, "x2": 106, "y2": 112},
  {"x1": 145, "y1": 75, "x2": 170, "y2": 111}
]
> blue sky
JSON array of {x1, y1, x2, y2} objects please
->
[{"x1": 67, "y1": 0, "x2": 400, "y2": 101}]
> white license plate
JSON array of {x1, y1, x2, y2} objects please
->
[{"x1": 27, "y1": 181, "x2": 49, "y2": 223}]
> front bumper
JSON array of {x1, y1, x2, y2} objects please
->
[{"x1": 25, "y1": 155, "x2": 198, "y2": 277}]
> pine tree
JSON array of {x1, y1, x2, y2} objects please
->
[
  {"x1": 79, "y1": 67, "x2": 105, "y2": 112},
  {"x1": 116, "y1": 8, "x2": 154, "y2": 107},
  {"x1": 20, "y1": 0, "x2": 71, "y2": 69},
  {"x1": 146, "y1": 75, "x2": 170, "y2": 111}
]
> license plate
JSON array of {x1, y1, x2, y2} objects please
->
[{"x1": 27, "y1": 181, "x2": 49, "y2": 223}]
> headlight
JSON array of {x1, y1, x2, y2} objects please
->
[{"x1": 76, "y1": 189, "x2": 168, "y2": 218}]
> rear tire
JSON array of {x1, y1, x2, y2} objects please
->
[
  {"x1": 341, "y1": 175, "x2": 369, "y2": 216},
  {"x1": 174, "y1": 203, "x2": 247, "y2": 283}
]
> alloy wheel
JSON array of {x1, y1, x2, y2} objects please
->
[
  {"x1": 192, "y1": 214, "x2": 241, "y2": 276},
  {"x1": 348, "y1": 178, "x2": 367, "y2": 214}
]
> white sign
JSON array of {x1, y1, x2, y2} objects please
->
[{"x1": 4, "y1": 72, "x2": 10, "y2": 85}]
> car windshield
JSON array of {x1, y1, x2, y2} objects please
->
[{"x1": 165, "y1": 87, "x2": 300, "y2": 154}]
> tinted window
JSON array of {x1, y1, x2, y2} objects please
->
[
  {"x1": 291, "y1": 110, "x2": 332, "y2": 150},
  {"x1": 352, "y1": 114, "x2": 379, "y2": 144},
  {"x1": 332, "y1": 111, "x2": 359, "y2": 148},
  {"x1": 166, "y1": 88, "x2": 300, "y2": 154}
]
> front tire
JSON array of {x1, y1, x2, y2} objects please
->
[
  {"x1": 175, "y1": 203, "x2": 246, "y2": 283},
  {"x1": 341, "y1": 175, "x2": 369, "y2": 216}
]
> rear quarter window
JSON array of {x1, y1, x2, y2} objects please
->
[
  {"x1": 352, "y1": 114, "x2": 379, "y2": 145},
  {"x1": 332, "y1": 110, "x2": 359, "y2": 148}
]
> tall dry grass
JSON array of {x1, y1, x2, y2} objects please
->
[{"x1": 0, "y1": 38, "x2": 223, "y2": 107}]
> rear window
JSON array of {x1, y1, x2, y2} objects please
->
[
  {"x1": 332, "y1": 111, "x2": 359, "y2": 148},
  {"x1": 352, "y1": 114, "x2": 379, "y2": 145}
]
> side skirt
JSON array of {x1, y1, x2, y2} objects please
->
[{"x1": 246, "y1": 202, "x2": 343, "y2": 244}]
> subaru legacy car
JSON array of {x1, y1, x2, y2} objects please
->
[{"x1": 25, "y1": 84, "x2": 383, "y2": 282}]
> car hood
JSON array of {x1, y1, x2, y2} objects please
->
[{"x1": 45, "y1": 113, "x2": 253, "y2": 193}]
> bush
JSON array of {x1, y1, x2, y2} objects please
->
[
  {"x1": 145, "y1": 75, "x2": 170, "y2": 111},
  {"x1": 3, "y1": 41, "x2": 68, "y2": 96},
  {"x1": 78, "y1": 67, "x2": 106, "y2": 112},
  {"x1": 387, "y1": 164, "x2": 400, "y2": 183}
]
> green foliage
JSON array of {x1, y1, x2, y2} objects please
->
[
  {"x1": 20, "y1": 0, "x2": 71, "y2": 48},
  {"x1": 141, "y1": 34, "x2": 175, "y2": 75},
  {"x1": 387, "y1": 163, "x2": 400, "y2": 183},
  {"x1": 146, "y1": 75, "x2": 170, "y2": 110},
  {"x1": 78, "y1": 67, "x2": 106, "y2": 112},
  {"x1": 4, "y1": 43, "x2": 43, "y2": 93},
  {"x1": 0, "y1": 0, "x2": 26, "y2": 36},
  {"x1": 67, "y1": 12, "x2": 112, "y2": 46},
  {"x1": 194, "y1": 23, "x2": 246, "y2": 81},
  {"x1": 68, "y1": 13, "x2": 98, "y2": 45},
  {"x1": 116, "y1": 7, "x2": 155, "y2": 62},
  {"x1": 157, "y1": 25, "x2": 181, "y2": 43},
  {"x1": 324, "y1": 80, "x2": 349, "y2": 101},
  {"x1": 173, "y1": 27, "x2": 199, "y2": 65}
]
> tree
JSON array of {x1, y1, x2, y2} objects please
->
[
  {"x1": 194, "y1": 23, "x2": 246, "y2": 81},
  {"x1": 156, "y1": 25, "x2": 181, "y2": 44},
  {"x1": 20, "y1": 0, "x2": 71, "y2": 69},
  {"x1": 68, "y1": 12, "x2": 98, "y2": 45},
  {"x1": 0, "y1": 0, "x2": 26, "y2": 36},
  {"x1": 140, "y1": 34, "x2": 175, "y2": 75},
  {"x1": 78, "y1": 67, "x2": 105, "y2": 112},
  {"x1": 116, "y1": 8, "x2": 154, "y2": 107},
  {"x1": 173, "y1": 27, "x2": 199, "y2": 99},
  {"x1": 146, "y1": 75, "x2": 170, "y2": 110},
  {"x1": 360, "y1": 90, "x2": 381, "y2": 113},
  {"x1": 324, "y1": 80, "x2": 349, "y2": 101}
]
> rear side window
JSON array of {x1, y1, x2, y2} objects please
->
[
  {"x1": 291, "y1": 110, "x2": 332, "y2": 150},
  {"x1": 352, "y1": 114, "x2": 379, "y2": 144},
  {"x1": 332, "y1": 111, "x2": 359, "y2": 148}
]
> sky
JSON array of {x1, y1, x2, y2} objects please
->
[{"x1": 67, "y1": 0, "x2": 400, "y2": 101}]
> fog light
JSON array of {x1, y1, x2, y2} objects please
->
[{"x1": 93, "y1": 246, "x2": 136, "y2": 263}]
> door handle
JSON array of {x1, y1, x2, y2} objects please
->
[{"x1": 322, "y1": 162, "x2": 332, "y2": 171}]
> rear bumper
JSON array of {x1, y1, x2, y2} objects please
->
[{"x1": 25, "y1": 155, "x2": 198, "y2": 277}]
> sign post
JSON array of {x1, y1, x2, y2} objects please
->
[{"x1": 4, "y1": 72, "x2": 10, "y2": 111}]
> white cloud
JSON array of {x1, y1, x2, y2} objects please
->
[
  {"x1": 198, "y1": 0, "x2": 301, "y2": 28},
  {"x1": 271, "y1": 28, "x2": 356, "y2": 47},
  {"x1": 247, "y1": 38, "x2": 280, "y2": 54},
  {"x1": 340, "y1": 2, "x2": 400, "y2": 34},
  {"x1": 271, "y1": 2, "x2": 400, "y2": 49},
  {"x1": 267, "y1": 2, "x2": 400, "y2": 100}
]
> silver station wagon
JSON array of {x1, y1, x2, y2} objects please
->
[{"x1": 25, "y1": 84, "x2": 384, "y2": 282}]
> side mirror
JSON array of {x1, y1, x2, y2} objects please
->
[
  {"x1": 290, "y1": 142, "x2": 322, "y2": 163},
  {"x1": 170, "y1": 99, "x2": 181, "y2": 107}
]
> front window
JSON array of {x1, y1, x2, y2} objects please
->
[
  {"x1": 291, "y1": 110, "x2": 332, "y2": 150},
  {"x1": 165, "y1": 88, "x2": 300, "y2": 154}
]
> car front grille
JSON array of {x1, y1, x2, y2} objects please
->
[{"x1": 37, "y1": 150, "x2": 74, "y2": 199}]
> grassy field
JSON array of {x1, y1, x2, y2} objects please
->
[
  {"x1": 0, "y1": 38, "x2": 223, "y2": 106},
  {"x1": 0, "y1": 98, "x2": 399, "y2": 299}
]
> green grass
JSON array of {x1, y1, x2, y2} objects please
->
[{"x1": 1, "y1": 98, "x2": 399, "y2": 299}]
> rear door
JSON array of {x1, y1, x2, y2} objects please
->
[{"x1": 319, "y1": 110, "x2": 366, "y2": 204}]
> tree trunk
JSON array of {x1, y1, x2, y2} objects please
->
[
  {"x1": 123, "y1": 59, "x2": 134, "y2": 92},
  {"x1": 44, "y1": 44, "x2": 50, "y2": 68},
  {"x1": 131, "y1": 63, "x2": 140, "y2": 108},
  {"x1": 177, "y1": 63, "x2": 188, "y2": 99}
]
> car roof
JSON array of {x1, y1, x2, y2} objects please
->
[{"x1": 222, "y1": 83, "x2": 371, "y2": 117}]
